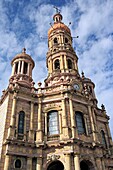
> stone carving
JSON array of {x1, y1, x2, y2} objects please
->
[{"x1": 47, "y1": 154, "x2": 60, "y2": 161}]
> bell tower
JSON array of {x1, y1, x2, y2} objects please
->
[{"x1": 45, "y1": 11, "x2": 79, "y2": 86}]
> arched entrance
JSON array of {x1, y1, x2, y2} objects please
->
[
  {"x1": 47, "y1": 160, "x2": 64, "y2": 170},
  {"x1": 80, "y1": 161, "x2": 90, "y2": 170},
  {"x1": 80, "y1": 160, "x2": 95, "y2": 170}
]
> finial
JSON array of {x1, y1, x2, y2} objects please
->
[
  {"x1": 53, "y1": 6, "x2": 61, "y2": 13},
  {"x1": 38, "y1": 82, "x2": 42, "y2": 87},
  {"x1": 22, "y1": 47, "x2": 26, "y2": 53},
  {"x1": 101, "y1": 104, "x2": 105, "y2": 111},
  {"x1": 81, "y1": 71, "x2": 85, "y2": 79}
]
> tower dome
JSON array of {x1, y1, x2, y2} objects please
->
[
  {"x1": 10, "y1": 48, "x2": 35, "y2": 87},
  {"x1": 48, "y1": 13, "x2": 71, "y2": 37}
]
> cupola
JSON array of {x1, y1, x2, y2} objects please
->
[{"x1": 10, "y1": 48, "x2": 35, "y2": 87}]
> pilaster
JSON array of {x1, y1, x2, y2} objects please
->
[
  {"x1": 27, "y1": 157, "x2": 32, "y2": 170},
  {"x1": 96, "y1": 157, "x2": 103, "y2": 170},
  {"x1": 61, "y1": 97, "x2": 69, "y2": 139},
  {"x1": 4, "y1": 155, "x2": 10, "y2": 170},
  {"x1": 7, "y1": 92, "x2": 17, "y2": 139},
  {"x1": 74, "y1": 154, "x2": 80, "y2": 170},
  {"x1": 36, "y1": 98, "x2": 43, "y2": 143},
  {"x1": 29, "y1": 102, "x2": 34, "y2": 142},
  {"x1": 64, "y1": 153, "x2": 71, "y2": 170},
  {"x1": 88, "y1": 105, "x2": 96, "y2": 142},
  {"x1": 36, "y1": 157, "x2": 42, "y2": 170},
  {"x1": 69, "y1": 98, "x2": 77, "y2": 138}
]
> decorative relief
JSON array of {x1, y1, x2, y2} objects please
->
[{"x1": 47, "y1": 154, "x2": 60, "y2": 162}]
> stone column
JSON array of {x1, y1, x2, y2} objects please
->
[
  {"x1": 65, "y1": 154, "x2": 71, "y2": 170},
  {"x1": 64, "y1": 55, "x2": 68, "y2": 70},
  {"x1": 96, "y1": 157, "x2": 102, "y2": 170},
  {"x1": 4, "y1": 155, "x2": 10, "y2": 170},
  {"x1": 27, "y1": 63, "x2": 30, "y2": 76},
  {"x1": 60, "y1": 55, "x2": 63, "y2": 71},
  {"x1": 27, "y1": 157, "x2": 32, "y2": 170},
  {"x1": 44, "y1": 112, "x2": 47, "y2": 141},
  {"x1": 88, "y1": 105, "x2": 96, "y2": 142},
  {"x1": 59, "y1": 112, "x2": 62, "y2": 134},
  {"x1": 69, "y1": 98, "x2": 76, "y2": 138},
  {"x1": 84, "y1": 115, "x2": 89, "y2": 135},
  {"x1": 74, "y1": 154, "x2": 80, "y2": 170},
  {"x1": 101, "y1": 159, "x2": 105, "y2": 170},
  {"x1": 36, "y1": 98, "x2": 42, "y2": 142},
  {"x1": 21, "y1": 61, "x2": 24, "y2": 74},
  {"x1": 29, "y1": 102, "x2": 34, "y2": 142},
  {"x1": 17, "y1": 61, "x2": 21, "y2": 74},
  {"x1": 61, "y1": 98, "x2": 69, "y2": 139},
  {"x1": 12, "y1": 63, "x2": 16, "y2": 75},
  {"x1": 36, "y1": 157, "x2": 42, "y2": 170},
  {"x1": 49, "y1": 57, "x2": 53, "y2": 74}
]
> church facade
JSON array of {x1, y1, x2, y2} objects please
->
[{"x1": 0, "y1": 11, "x2": 113, "y2": 170}]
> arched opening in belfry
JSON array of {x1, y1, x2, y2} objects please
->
[
  {"x1": 54, "y1": 37, "x2": 58, "y2": 44},
  {"x1": 23, "y1": 62, "x2": 28, "y2": 74},
  {"x1": 54, "y1": 59, "x2": 60, "y2": 69},
  {"x1": 67, "y1": 59, "x2": 72, "y2": 69},
  {"x1": 15, "y1": 62, "x2": 18, "y2": 74},
  {"x1": 80, "y1": 160, "x2": 95, "y2": 170},
  {"x1": 47, "y1": 160, "x2": 64, "y2": 170}
]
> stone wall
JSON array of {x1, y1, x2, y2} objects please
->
[{"x1": 0, "y1": 96, "x2": 9, "y2": 159}]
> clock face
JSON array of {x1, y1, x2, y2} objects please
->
[{"x1": 74, "y1": 84, "x2": 80, "y2": 90}]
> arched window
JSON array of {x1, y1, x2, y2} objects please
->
[
  {"x1": 15, "y1": 159, "x2": 21, "y2": 168},
  {"x1": 101, "y1": 130, "x2": 107, "y2": 147},
  {"x1": 18, "y1": 111, "x2": 25, "y2": 134},
  {"x1": 75, "y1": 111, "x2": 86, "y2": 134},
  {"x1": 54, "y1": 37, "x2": 58, "y2": 44},
  {"x1": 54, "y1": 59, "x2": 60, "y2": 69},
  {"x1": 67, "y1": 59, "x2": 72, "y2": 69},
  {"x1": 65, "y1": 37, "x2": 68, "y2": 43},
  {"x1": 47, "y1": 111, "x2": 59, "y2": 135}
]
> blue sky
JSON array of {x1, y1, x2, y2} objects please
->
[{"x1": 0, "y1": 0, "x2": 113, "y2": 137}]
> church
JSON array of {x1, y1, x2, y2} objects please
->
[{"x1": 0, "y1": 10, "x2": 113, "y2": 170}]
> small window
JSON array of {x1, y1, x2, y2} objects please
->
[
  {"x1": 75, "y1": 111, "x2": 86, "y2": 135},
  {"x1": 18, "y1": 111, "x2": 25, "y2": 134},
  {"x1": 54, "y1": 37, "x2": 58, "y2": 44},
  {"x1": 47, "y1": 111, "x2": 59, "y2": 135},
  {"x1": 101, "y1": 130, "x2": 107, "y2": 148},
  {"x1": 54, "y1": 59, "x2": 60, "y2": 69},
  {"x1": 15, "y1": 159, "x2": 21, "y2": 168},
  {"x1": 65, "y1": 37, "x2": 68, "y2": 43},
  {"x1": 67, "y1": 59, "x2": 72, "y2": 69}
]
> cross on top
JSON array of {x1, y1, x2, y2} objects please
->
[{"x1": 53, "y1": 6, "x2": 61, "y2": 13}]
